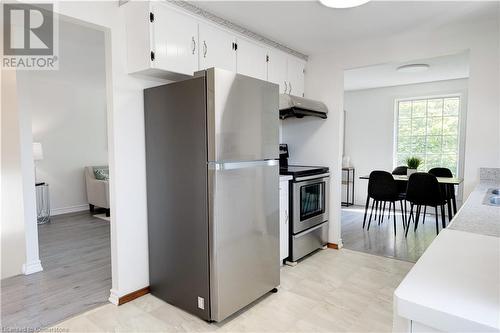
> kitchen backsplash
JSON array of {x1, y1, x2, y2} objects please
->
[{"x1": 479, "y1": 168, "x2": 500, "y2": 181}]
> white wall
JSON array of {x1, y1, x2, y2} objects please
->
[
  {"x1": 1, "y1": 70, "x2": 28, "y2": 279},
  {"x1": 344, "y1": 79, "x2": 469, "y2": 206},
  {"x1": 17, "y1": 21, "x2": 108, "y2": 215},
  {"x1": 284, "y1": 8, "x2": 499, "y2": 246},
  {"x1": 1, "y1": 68, "x2": 43, "y2": 279}
]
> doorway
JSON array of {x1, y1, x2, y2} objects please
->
[
  {"x1": 340, "y1": 52, "x2": 469, "y2": 262},
  {"x1": 1, "y1": 19, "x2": 112, "y2": 329}
]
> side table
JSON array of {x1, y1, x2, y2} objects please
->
[
  {"x1": 341, "y1": 167, "x2": 355, "y2": 207},
  {"x1": 36, "y1": 182, "x2": 51, "y2": 224}
]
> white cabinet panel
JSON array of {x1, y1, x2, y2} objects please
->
[
  {"x1": 199, "y1": 22, "x2": 236, "y2": 72},
  {"x1": 287, "y1": 57, "x2": 305, "y2": 97},
  {"x1": 151, "y1": 4, "x2": 198, "y2": 76},
  {"x1": 279, "y1": 179, "x2": 290, "y2": 263},
  {"x1": 267, "y1": 49, "x2": 288, "y2": 94},
  {"x1": 236, "y1": 38, "x2": 267, "y2": 81},
  {"x1": 125, "y1": 1, "x2": 307, "y2": 86},
  {"x1": 124, "y1": 1, "x2": 152, "y2": 74}
]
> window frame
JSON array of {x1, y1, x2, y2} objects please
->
[{"x1": 393, "y1": 93, "x2": 464, "y2": 176}]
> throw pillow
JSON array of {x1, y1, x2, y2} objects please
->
[{"x1": 93, "y1": 166, "x2": 109, "y2": 181}]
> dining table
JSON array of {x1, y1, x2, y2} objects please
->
[
  {"x1": 359, "y1": 174, "x2": 463, "y2": 185},
  {"x1": 360, "y1": 173, "x2": 464, "y2": 219}
]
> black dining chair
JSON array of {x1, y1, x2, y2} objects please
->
[
  {"x1": 392, "y1": 166, "x2": 408, "y2": 175},
  {"x1": 429, "y1": 167, "x2": 457, "y2": 220},
  {"x1": 405, "y1": 173, "x2": 447, "y2": 237},
  {"x1": 392, "y1": 166, "x2": 408, "y2": 224},
  {"x1": 363, "y1": 171, "x2": 406, "y2": 235}
]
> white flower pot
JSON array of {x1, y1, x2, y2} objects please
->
[{"x1": 407, "y1": 168, "x2": 417, "y2": 176}]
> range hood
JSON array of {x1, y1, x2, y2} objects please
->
[{"x1": 279, "y1": 94, "x2": 328, "y2": 119}]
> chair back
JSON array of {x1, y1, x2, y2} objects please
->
[
  {"x1": 428, "y1": 167, "x2": 455, "y2": 197},
  {"x1": 392, "y1": 166, "x2": 408, "y2": 175},
  {"x1": 406, "y1": 172, "x2": 444, "y2": 206},
  {"x1": 392, "y1": 166, "x2": 409, "y2": 194},
  {"x1": 368, "y1": 171, "x2": 398, "y2": 201},
  {"x1": 428, "y1": 167, "x2": 453, "y2": 178}
]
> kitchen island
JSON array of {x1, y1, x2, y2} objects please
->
[{"x1": 393, "y1": 168, "x2": 500, "y2": 332}]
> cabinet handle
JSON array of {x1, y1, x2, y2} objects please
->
[
  {"x1": 203, "y1": 41, "x2": 207, "y2": 58},
  {"x1": 191, "y1": 37, "x2": 196, "y2": 55},
  {"x1": 284, "y1": 81, "x2": 288, "y2": 94},
  {"x1": 285, "y1": 211, "x2": 288, "y2": 224},
  {"x1": 289, "y1": 82, "x2": 292, "y2": 94}
]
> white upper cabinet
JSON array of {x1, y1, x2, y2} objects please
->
[
  {"x1": 124, "y1": 1, "x2": 306, "y2": 89},
  {"x1": 199, "y1": 22, "x2": 236, "y2": 72},
  {"x1": 266, "y1": 49, "x2": 306, "y2": 97},
  {"x1": 236, "y1": 37, "x2": 268, "y2": 81},
  {"x1": 124, "y1": 1, "x2": 198, "y2": 80},
  {"x1": 267, "y1": 49, "x2": 288, "y2": 94},
  {"x1": 287, "y1": 57, "x2": 306, "y2": 97},
  {"x1": 151, "y1": 4, "x2": 198, "y2": 76}
]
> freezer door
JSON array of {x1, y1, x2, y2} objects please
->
[
  {"x1": 205, "y1": 68, "x2": 279, "y2": 162},
  {"x1": 208, "y1": 160, "x2": 280, "y2": 322}
]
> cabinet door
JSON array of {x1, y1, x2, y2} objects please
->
[
  {"x1": 199, "y1": 22, "x2": 236, "y2": 72},
  {"x1": 279, "y1": 180, "x2": 289, "y2": 262},
  {"x1": 267, "y1": 49, "x2": 288, "y2": 94},
  {"x1": 151, "y1": 4, "x2": 198, "y2": 76},
  {"x1": 236, "y1": 38, "x2": 267, "y2": 80},
  {"x1": 287, "y1": 57, "x2": 306, "y2": 97}
]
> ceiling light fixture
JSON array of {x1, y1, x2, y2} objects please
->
[
  {"x1": 319, "y1": 0, "x2": 371, "y2": 9},
  {"x1": 396, "y1": 64, "x2": 430, "y2": 73}
]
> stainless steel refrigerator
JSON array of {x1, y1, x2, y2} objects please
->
[{"x1": 144, "y1": 68, "x2": 280, "y2": 322}]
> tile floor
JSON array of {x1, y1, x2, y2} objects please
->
[{"x1": 52, "y1": 248, "x2": 413, "y2": 332}]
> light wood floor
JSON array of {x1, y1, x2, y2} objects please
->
[
  {"x1": 52, "y1": 248, "x2": 413, "y2": 332},
  {"x1": 1, "y1": 211, "x2": 111, "y2": 330},
  {"x1": 341, "y1": 205, "x2": 440, "y2": 262}
]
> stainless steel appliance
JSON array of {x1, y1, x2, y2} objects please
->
[
  {"x1": 279, "y1": 94, "x2": 328, "y2": 119},
  {"x1": 144, "y1": 68, "x2": 280, "y2": 322},
  {"x1": 279, "y1": 144, "x2": 329, "y2": 263}
]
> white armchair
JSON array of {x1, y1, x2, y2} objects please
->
[{"x1": 85, "y1": 166, "x2": 110, "y2": 216}]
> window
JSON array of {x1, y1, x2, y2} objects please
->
[{"x1": 395, "y1": 96, "x2": 460, "y2": 175}]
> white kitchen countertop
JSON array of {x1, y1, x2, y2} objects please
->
[
  {"x1": 394, "y1": 229, "x2": 500, "y2": 332},
  {"x1": 394, "y1": 172, "x2": 500, "y2": 332},
  {"x1": 448, "y1": 180, "x2": 500, "y2": 237}
]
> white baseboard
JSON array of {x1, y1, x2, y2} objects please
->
[
  {"x1": 51, "y1": 204, "x2": 89, "y2": 216},
  {"x1": 22, "y1": 260, "x2": 43, "y2": 275},
  {"x1": 108, "y1": 288, "x2": 121, "y2": 305}
]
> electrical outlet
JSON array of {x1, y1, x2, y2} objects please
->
[{"x1": 197, "y1": 296, "x2": 205, "y2": 310}]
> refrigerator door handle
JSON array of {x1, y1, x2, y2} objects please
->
[{"x1": 208, "y1": 160, "x2": 278, "y2": 171}]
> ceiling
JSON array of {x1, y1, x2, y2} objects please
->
[
  {"x1": 191, "y1": 1, "x2": 497, "y2": 55},
  {"x1": 344, "y1": 52, "x2": 470, "y2": 91}
]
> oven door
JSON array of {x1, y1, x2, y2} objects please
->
[{"x1": 292, "y1": 174, "x2": 330, "y2": 234}]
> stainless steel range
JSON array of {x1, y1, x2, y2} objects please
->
[{"x1": 279, "y1": 144, "x2": 329, "y2": 263}]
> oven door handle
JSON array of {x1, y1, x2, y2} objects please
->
[{"x1": 295, "y1": 173, "x2": 330, "y2": 182}]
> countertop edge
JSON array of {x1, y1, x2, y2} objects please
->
[{"x1": 393, "y1": 229, "x2": 500, "y2": 332}]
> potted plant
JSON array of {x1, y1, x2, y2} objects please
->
[{"x1": 406, "y1": 157, "x2": 422, "y2": 176}]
